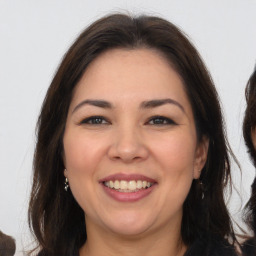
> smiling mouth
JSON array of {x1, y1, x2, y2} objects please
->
[{"x1": 103, "y1": 180, "x2": 154, "y2": 193}]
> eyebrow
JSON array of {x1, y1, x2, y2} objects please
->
[
  {"x1": 72, "y1": 100, "x2": 112, "y2": 113},
  {"x1": 72, "y1": 98, "x2": 185, "y2": 114},
  {"x1": 140, "y1": 98, "x2": 185, "y2": 112}
]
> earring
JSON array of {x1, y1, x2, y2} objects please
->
[
  {"x1": 64, "y1": 177, "x2": 69, "y2": 191},
  {"x1": 199, "y1": 180, "x2": 205, "y2": 199}
]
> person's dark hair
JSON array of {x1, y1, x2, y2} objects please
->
[
  {"x1": 0, "y1": 230, "x2": 16, "y2": 256},
  {"x1": 243, "y1": 68, "x2": 256, "y2": 166},
  {"x1": 28, "y1": 14, "x2": 236, "y2": 255},
  {"x1": 242, "y1": 68, "x2": 256, "y2": 253}
]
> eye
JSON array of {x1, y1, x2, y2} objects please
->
[
  {"x1": 79, "y1": 116, "x2": 110, "y2": 125},
  {"x1": 146, "y1": 116, "x2": 177, "y2": 125}
]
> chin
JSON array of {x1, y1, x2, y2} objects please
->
[
  {"x1": 103, "y1": 212, "x2": 155, "y2": 237},
  {"x1": 109, "y1": 224, "x2": 151, "y2": 237}
]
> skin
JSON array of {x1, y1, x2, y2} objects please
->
[{"x1": 63, "y1": 48, "x2": 209, "y2": 256}]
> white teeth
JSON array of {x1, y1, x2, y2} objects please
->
[
  {"x1": 109, "y1": 180, "x2": 114, "y2": 188},
  {"x1": 137, "y1": 180, "x2": 142, "y2": 189},
  {"x1": 120, "y1": 180, "x2": 128, "y2": 190},
  {"x1": 128, "y1": 180, "x2": 137, "y2": 190},
  {"x1": 114, "y1": 180, "x2": 120, "y2": 189},
  {"x1": 104, "y1": 180, "x2": 153, "y2": 192}
]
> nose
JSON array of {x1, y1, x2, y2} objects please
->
[{"x1": 107, "y1": 126, "x2": 149, "y2": 163}]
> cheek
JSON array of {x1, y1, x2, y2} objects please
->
[
  {"x1": 158, "y1": 141, "x2": 195, "y2": 191},
  {"x1": 63, "y1": 132, "x2": 103, "y2": 199},
  {"x1": 151, "y1": 131, "x2": 197, "y2": 172},
  {"x1": 63, "y1": 131, "x2": 106, "y2": 173},
  {"x1": 63, "y1": 132, "x2": 104, "y2": 212},
  {"x1": 151, "y1": 133, "x2": 196, "y2": 201}
]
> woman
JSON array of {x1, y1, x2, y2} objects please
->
[
  {"x1": 242, "y1": 67, "x2": 256, "y2": 255},
  {"x1": 28, "y1": 14, "x2": 238, "y2": 255}
]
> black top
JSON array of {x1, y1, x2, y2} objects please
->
[
  {"x1": 38, "y1": 235, "x2": 238, "y2": 256},
  {"x1": 241, "y1": 238, "x2": 256, "y2": 256},
  {"x1": 184, "y1": 235, "x2": 237, "y2": 256}
]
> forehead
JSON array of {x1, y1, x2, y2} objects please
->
[{"x1": 71, "y1": 48, "x2": 190, "y2": 106}]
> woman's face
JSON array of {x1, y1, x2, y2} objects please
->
[{"x1": 63, "y1": 48, "x2": 208, "y2": 237}]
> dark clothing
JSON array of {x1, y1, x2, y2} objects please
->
[
  {"x1": 242, "y1": 238, "x2": 256, "y2": 256},
  {"x1": 38, "y1": 235, "x2": 238, "y2": 256},
  {"x1": 184, "y1": 235, "x2": 237, "y2": 256}
]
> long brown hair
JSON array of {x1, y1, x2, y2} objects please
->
[
  {"x1": 243, "y1": 68, "x2": 256, "y2": 241},
  {"x1": 28, "y1": 14, "x2": 236, "y2": 255}
]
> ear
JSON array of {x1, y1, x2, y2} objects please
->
[
  {"x1": 193, "y1": 136, "x2": 209, "y2": 179},
  {"x1": 64, "y1": 168, "x2": 68, "y2": 178}
]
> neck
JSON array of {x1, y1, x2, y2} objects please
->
[{"x1": 79, "y1": 218, "x2": 187, "y2": 256}]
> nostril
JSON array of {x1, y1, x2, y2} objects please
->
[{"x1": 107, "y1": 144, "x2": 149, "y2": 162}]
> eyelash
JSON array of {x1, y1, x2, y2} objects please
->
[
  {"x1": 79, "y1": 115, "x2": 176, "y2": 126},
  {"x1": 79, "y1": 116, "x2": 110, "y2": 125},
  {"x1": 146, "y1": 116, "x2": 177, "y2": 126}
]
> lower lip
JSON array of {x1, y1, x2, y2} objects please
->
[{"x1": 101, "y1": 184, "x2": 156, "y2": 202}]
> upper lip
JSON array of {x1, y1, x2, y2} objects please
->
[{"x1": 99, "y1": 173, "x2": 157, "y2": 183}]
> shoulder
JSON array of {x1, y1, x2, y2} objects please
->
[{"x1": 185, "y1": 235, "x2": 238, "y2": 256}]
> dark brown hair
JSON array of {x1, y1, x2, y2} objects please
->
[
  {"x1": 28, "y1": 14, "x2": 236, "y2": 255},
  {"x1": 0, "y1": 230, "x2": 16, "y2": 256},
  {"x1": 243, "y1": 69, "x2": 256, "y2": 166},
  {"x1": 243, "y1": 68, "x2": 256, "y2": 246}
]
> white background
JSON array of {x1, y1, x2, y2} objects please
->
[{"x1": 0, "y1": 1, "x2": 256, "y2": 255}]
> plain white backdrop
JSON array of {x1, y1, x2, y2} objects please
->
[{"x1": 0, "y1": 1, "x2": 256, "y2": 255}]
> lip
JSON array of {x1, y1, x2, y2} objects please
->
[
  {"x1": 101, "y1": 184, "x2": 156, "y2": 202},
  {"x1": 99, "y1": 173, "x2": 157, "y2": 202}
]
